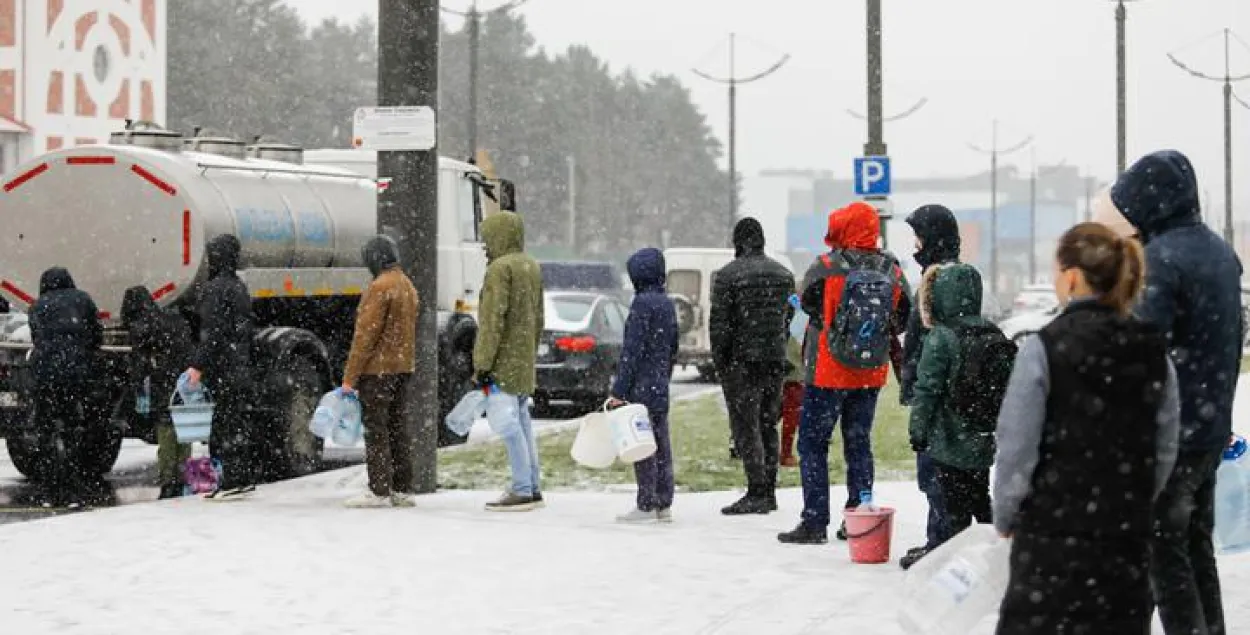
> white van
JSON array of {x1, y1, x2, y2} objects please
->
[{"x1": 664, "y1": 248, "x2": 794, "y2": 380}]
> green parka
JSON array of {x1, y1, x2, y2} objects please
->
[
  {"x1": 907, "y1": 263, "x2": 996, "y2": 470},
  {"x1": 473, "y1": 212, "x2": 545, "y2": 396}
]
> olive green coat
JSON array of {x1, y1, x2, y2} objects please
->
[{"x1": 472, "y1": 212, "x2": 545, "y2": 396}]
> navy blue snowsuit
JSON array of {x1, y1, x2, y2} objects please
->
[{"x1": 611, "y1": 248, "x2": 679, "y2": 512}]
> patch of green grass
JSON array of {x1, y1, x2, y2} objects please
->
[
  {"x1": 438, "y1": 381, "x2": 916, "y2": 492},
  {"x1": 1242, "y1": 355, "x2": 1250, "y2": 374}
]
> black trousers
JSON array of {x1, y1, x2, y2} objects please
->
[
  {"x1": 933, "y1": 462, "x2": 991, "y2": 542},
  {"x1": 32, "y1": 383, "x2": 88, "y2": 500},
  {"x1": 721, "y1": 361, "x2": 785, "y2": 496},
  {"x1": 359, "y1": 374, "x2": 414, "y2": 497},
  {"x1": 1151, "y1": 448, "x2": 1225, "y2": 635},
  {"x1": 207, "y1": 375, "x2": 261, "y2": 490}
]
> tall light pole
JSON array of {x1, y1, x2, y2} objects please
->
[
  {"x1": 1112, "y1": 0, "x2": 1141, "y2": 176},
  {"x1": 442, "y1": 0, "x2": 530, "y2": 160},
  {"x1": 379, "y1": 0, "x2": 440, "y2": 493},
  {"x1": 694, "y1": 34, "x2": 790, "y2": 236},
  {"x1": 969, "y1": 120, "x2": 1033, "y2": 297},
  {"x1": 1169, "y1": 29, "x2": 1250, "y2": 245},
  {"x1": 845, "y1": 94, "x2": 929, "y2": 250}
]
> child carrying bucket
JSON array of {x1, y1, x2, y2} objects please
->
[
  {"x1": 608, "y1": 248, "x2": 680, "y2": 524},
  {"x1": 992, "y1": 223, "x2": 1180, "y2": 634}
]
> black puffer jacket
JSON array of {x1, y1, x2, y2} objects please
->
[
  {"x1": 190, "y1": 235, "x2": 255, "y2": 385},
  {"x1": 900, "y1": 205, "x2": 962, "y2": 404},
  {"x1": 709, "y1": 218, "x2": 796, "y2": 369},
  {"x1": 29, "y1": 267, "x2": 102, "y2": 385},
  {"x1": 123, "y1": 286, "x2": 193, "y2": 411}
]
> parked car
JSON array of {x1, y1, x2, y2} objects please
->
[
  {"x1": 534, "y1": 291, "x2": 628, "y2": 413},
  {"x1": 1011, "y1": 283, "x2": 1058, "y2": 317},
  {"x1": 540, "y1": 261, "x2": 625, "y2": 298}
]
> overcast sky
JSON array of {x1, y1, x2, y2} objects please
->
[{"x1": 290, "y1": 0, "x2": 1248, "y2": 201}]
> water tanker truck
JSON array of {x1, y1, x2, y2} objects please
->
[{"x1": 0, "y1": 124, "x2": 500, "y2": 480}]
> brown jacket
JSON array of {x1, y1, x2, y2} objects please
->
[{"x1": 343, "y1": 267, "x2": 419, "y2": 386}]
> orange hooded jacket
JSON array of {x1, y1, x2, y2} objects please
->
[{"x1": 799, "y1": 202, "x2": 911, "y2": 389}]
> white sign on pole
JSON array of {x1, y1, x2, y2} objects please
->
[{"x1": 352, "y1": 106, "x2": 437, "y2": 151}]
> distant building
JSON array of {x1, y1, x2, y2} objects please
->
[{"x1": 0, "y1": 0, "x2": 166, "y2": 173}]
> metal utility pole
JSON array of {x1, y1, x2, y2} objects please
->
[
  {"x1": 1029, "y1": 148, "x2": 1037, "y2": 283},
  {"x1": 379, "y1": 0, "x2": 439, "y2": 493},
  {"x1": 969, "y1": 120, "x2": 1033, "y2": 297},
  {"x1": 442, "y1": 0, "x2": 530, "y2": 160},
  {"x1": 1112, "y1": 0, "x2": 1140, "y2": 176},
  {"x1": 694, "y1": 34, "x2": 790, "y2": 236},
  {"x1": 1169, "y1": 29, "x2": 1250, "y2": 246}
]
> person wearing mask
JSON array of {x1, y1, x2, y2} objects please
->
[
  {"x1": 710, "y1": 217, "x2": 796, "y2": 516},
  {"x1": 185, "y1": 235, "x2": 259, "y2": 501},
  {"x1": 994, "y1": 223, "x2": 1180, "y2": 634},
  {"x1": 898, "y1": 204, "x2": 963, "y2": 569},
  {"x1": 122, "y1": 286, "x2": 193, "y2": 500},
  {"x1": 778, "y1": 202, "x2": 910, "y2": 545},
  {"x1": 473, "y1": 211, "x2": 545, "y2": 512},
  {"x1": 609, "y1": 247, "x2": 680, "y2": 523},
  {"x1": 29, "y1": 267, "x2": 102, "y2": 506},
  {"x1": 340, "y1": 235, "x2": 420, "y2": 509},
  {"x1": 1107, "y1": 150, "x2": 1240, "y2": 635}
]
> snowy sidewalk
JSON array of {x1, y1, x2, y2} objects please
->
[{"x1": 4, "y1": 467, "x2": 1250, "y2": 634}]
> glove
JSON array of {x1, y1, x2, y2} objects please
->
[
  {"x1": 910, "y1": 438, "x2": 928, "y2": 454},
  {"x1": 472, "y1": 371, "x2": 496, "y2": 391}
]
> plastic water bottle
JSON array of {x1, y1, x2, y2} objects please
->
[
  {"x1": 177, "y1": 371, "x2": 207, "y2": 404},
  {"x1": 135, "y1": 377, "x2": 151, "y2": 415},
  {"x1": 445, "y1": 390, "x2": 487, "y2": 437},
  {"x1": 858, "y1": 490, "x2": 878, "y2": 512},
  {"x1": 1215, "y1": 434, "x2": 1250, "y2": 554},
  {"x1": 309, "y1": 389, "x2": 343, "y2": 439},
  {"x1": 330, "y1": 392, "x2": 363, "y2": 447}
]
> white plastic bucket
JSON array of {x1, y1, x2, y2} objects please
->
[
  {"x1": 607, "y1": 403, "x2": 656, "y2": 464},
  {"x1": 570, "y1": 411, "x2": 616, "y2": 469},
  {"x1": 169, "y1": 391, "x2": 213, "y2": 444},
  {"x1": 897, "y1": 524, "x2": 1011, "y2": 635}
]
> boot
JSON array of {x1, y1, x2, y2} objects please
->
[
  {"x1": 899, "y1": 546, "x2": 931, "y2": 571},
  {"x1": 721, "y1": 493, "x2": 773, "y2": 516},
  {"x1": 158, "y1": 484, "x2": 183, "y2": 500},
  {"x1": 777, "y1": 522, "x2": 828, "y2": 545}
]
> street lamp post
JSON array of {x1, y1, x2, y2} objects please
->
[
  {"x1": 969, "y1": 120, "x2": 1033, "y2": 297},
  {"x1": 1112, "y1": 0, "x2": 1141, "y2": 176},
  {"x1": 442, "y1": 0, "x2": 530, "y2": 160}
]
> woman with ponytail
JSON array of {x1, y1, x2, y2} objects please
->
[{"x1": 992, "y1": 223, "x2": 1181, "y2": 634}]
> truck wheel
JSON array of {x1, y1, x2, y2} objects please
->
[
  {"x1": 267, "y1": 358, "x2": 325, "y2": 479},
  {"x1": 79, "y1": 425, "x2": 123, "y2": 477},
  {"x1": 438, "y1": 348, "x2": 473, "y2": 448},
  {"x1": 6, "y1": 433, "x2": 48, "y2": 481}
]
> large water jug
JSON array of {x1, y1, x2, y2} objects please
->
[
  {"x1": 310, "y1": 389, "x2": 354, "y2": 440},
  {"x1": 897, "y1": 523, "x2": 1011, "y2": 635},
  {"x1": 1214, "y1": 435, "x2": 1250, "y2": 554},
  {"x1": 788, "y1": 294, "x2": 809, "y2": 341},
  {"x1": 329, "y1": 393, "x2": 364, "y2": 447},
  {"x1": 176, "y1": 371, "x2": 207, "y2": 404},
  {"x1": 445, "y1": 389, "x2": 487, "y2": 437}
]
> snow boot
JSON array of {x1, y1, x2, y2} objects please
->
[
  {"x1": 899, "y1": 546, "x2": 931, "y2": 571},
  {"x1": 777, "y1": 523, "x2": 829, "y2": 545},
  {"x1": 721, "y1": 494, "x2": 773, "y2": 516}
]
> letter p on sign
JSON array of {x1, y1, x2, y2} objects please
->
[{"x1": 854, "y1": 156, "x2": 892, "y2": 197}]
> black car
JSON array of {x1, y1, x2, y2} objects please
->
[{"x1": 535, "y1": 291, "x2": 628, "y2": 413}]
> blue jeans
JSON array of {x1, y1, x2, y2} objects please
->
[
  {"x1": 797, "y1": 387, "x2": 880, "y2": 530},
  {"x1": 495, "y1": 392, "x2": 541, "y2": 496}
]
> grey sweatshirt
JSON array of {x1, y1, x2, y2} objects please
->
[{"x1": 992, "y1": 335, "x2": 1181, "y2": 535}]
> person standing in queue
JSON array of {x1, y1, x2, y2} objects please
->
[
  {"x1": 122, "y1": 286, "x2": 193, "y2": 500},
  {"x1": 993, "y1": 223, "x2": 1180, "y2": 634},
  {"x1": 777, "y1": 202, "x2": 910, "y2": 545},
  {"x1": 340, "y1": 235, "x2": 420, "y2": 509},
  {"x1": 1107, "y1": 150, "x2": 1240, "y2": 635},
  {"x1": 473, "y1": 211, "x2": 546, "y2": 512},
  {"x1": 29, "y1": 267, "x2": 103, "y2": 506},
  {"x1": 710, "y1": 217, "x2": 796, "y2": 516},
  {"x1": 185, "y1": 235, "x2": 260, "y2": 501}
]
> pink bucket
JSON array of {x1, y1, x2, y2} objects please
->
[{"x1": 843, "y1": 506, "x2": 895, "y2": 564}]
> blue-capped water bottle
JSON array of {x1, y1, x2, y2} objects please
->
[
  {"x1": 1215, "y1": 434, "x2": 1250, "y2": 554},
  {"x1": 858, "y1": 489, "x2": 878, "y2": 512},
  {"x1": 135, "y1": 376, "x2": 151, "y2": 415},
  {"x1": 1225, "y1": 435, "x2": 1247, "y2": 462}
]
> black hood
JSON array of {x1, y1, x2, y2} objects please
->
[
  {"x1": 733, "y1": 217, "x2": 766, "y2": 257},
  {"x1": 39, "y1": 267, "x2": 76, "y2": 294},
  {"x1": 205, "y1": 234, "x2": 241, "y2": 279},
  {"x1": 121, "y1": 286, "x2": 158, "y2": 327},
  {"x1": 906, "y1": 204, "x2": 961, "y2": 269},
  {"x1": 362, "y1": 235, "x2": 401, "y2": 278},
  {"x1": 1111, "y1": 150, "x2": 1202, "y2": 243}
]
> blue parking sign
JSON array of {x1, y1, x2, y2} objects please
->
[{"x1": 854, "y1": 156, "x2": 891, "y2": 197}]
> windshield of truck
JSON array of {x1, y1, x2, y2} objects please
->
[
  {"x1": 667, "y1": 270, "x2": 701, "y2": 303},
  {"x1": 459, "y1": 175, "x2": 479, "y2": 242}
]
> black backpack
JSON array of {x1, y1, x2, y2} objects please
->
[{"x1": 948, "y1": 324, "x2": 1017, "y2": 431}]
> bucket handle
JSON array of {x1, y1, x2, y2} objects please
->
[
  {"x1": 601, "y1": 399, "x2": 630, "y2": 413},
  {"x1": 169, "y1": 387, "x2": 213, "y2": 408},
  {"x1": 844, "y1": 516, "x2": 891, "y2": 540}
]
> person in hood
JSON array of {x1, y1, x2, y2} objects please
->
[
  {"x1": 905, "y1": 263, "x2": 1004, "y2": 569},
  {"x1": 186, "y1": 234, "x2": 260, "y2": 501},
  {"x1": 898, "y1": 204, "x2": 964, "y2": 569},
  {"x1": 993, "y1": 223, "x2": 1180, "y2": 634},
  {"x1": 1109, "y1": 150, "x2": 1239, "y2": 635},
  {"x1": 778, "y1": 202, "x2": 910, "y2": 545},
  {"x1": 29, "y1": 267, "x2": 103, "y2": 505},
  {"x1": 341, "y1": 235, "x2": 420, "y2": 508},
  {"x1": 122, "y1": 286, "x2": 193, "y2": 499},
  {"x1": 609, "y1": 247, "x2": 680, "y2": 523},
  {"x1": 473, "y1": 211, "x2": 545, "y2": 512},
  {"x1": 709, "y1": 217, "x2": 796, "y2": 516}
]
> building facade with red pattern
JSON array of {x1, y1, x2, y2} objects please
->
[{"x1": 0, "y1": 0, "x2": 165, "y2": 174}]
